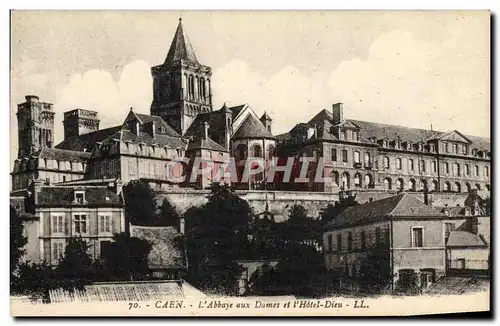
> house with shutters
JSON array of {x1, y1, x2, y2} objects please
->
[
  {"x1": 16, "y1": 179, "x2": 126, "y2": 265},
  {"x1": 323, "y1": 192, "x2": 489, "y2": 292}
]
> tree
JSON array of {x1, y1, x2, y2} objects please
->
[
  {"x1": 15, "y1": 261, "x2": 59, "y2": 302},
  {"x1": 184, "y1": 183, "x2": 254, "y2": 294},
  {"x1": 56, "y1": 237, "x2": 94, "y2": 292},
  {"x1": 102, "y1": 232, "x2": 152, "y2": 281},
  {"x1": 284, "y1": 204, "x2": 321, "y2": 244},
  {"x1": 320, "y1": 195, "x2": 359, "y2": 225},
  {"x1": 123, "y1": 180, "x2": 158, "y2": 225},
  {"x1": 10, "y1": 205, "x2": 27, "y2": 291},
  {"x1": 159, "y1": 198, "x2": 181, "y2": 228}
]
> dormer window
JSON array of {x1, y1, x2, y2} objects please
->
[
  {"x1": 418, "y1": 143, "x2": 423, "y2": 151},
  {"x1": 74, "y1": 190, "x2": 86, "y2": 204},
  {"x1": 353, "y1": 131, "x2": 359, "y2": 141},
  {"x1": 342, "y1": 129, "x2": 347, "y2": 140},
  {"x1": 472, "y1": 148, "x2": 477, "y2": 156},
  {"x1": 407, "y1": 142, "x2": 413, "y2": 151},
  {"x1": 384, "y1": 140, "x2": 389, "y2": 148},
  {"x1": 429, "y1": 144, "x2": 435, "y2": 152},
  {"x1": 395, "y1": 141, "x2": 400, "y2": 149}
]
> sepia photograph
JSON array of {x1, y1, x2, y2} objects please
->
[{"x1": 8, "y1": 10, "x2": 491, "y2": 317}]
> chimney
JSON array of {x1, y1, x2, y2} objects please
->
[
  {"x1": 332, "y1": 103, "x2": 344, "y2": 125},
  {"x1": 203, "y1": 121, "x2": 209, "y2": 140},
  {"x1": 135, "y1": 121, "x2": 140, "y2": 136}
]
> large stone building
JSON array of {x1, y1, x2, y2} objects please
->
[
  {"x1": 276, "y1": 103, "x2": 491, "y2": 194},
  {"x1": 11, "y1": 18, "x2": 490, "y2": 196}
]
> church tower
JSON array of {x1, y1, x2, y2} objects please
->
[
  {"x1": 150, "y1": 18, "x2": 212, "y2": 135},
  {"x1": 16, "y1": 95, "x2": 55, "y2": 158}
]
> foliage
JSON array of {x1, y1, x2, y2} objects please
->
[
  {"x1": 320, "y1": 195, "x2": 359, "y2": 225},
  {"x1": 196, "y1": 262, "x2": 245, "y2": 296},
  {"x1": 184, "y1": 183, "x2": 253, "y2": 293},
  {"x1": 284, "y1": 204, "x2": 321, "y2": 244},
  {"x1": 123, "y1": 180, "x2": 180, "y2": 226},
  {"x1": 357, "y1": 250, "x2": 391, "y2": 293},
  {"x1": 159, "y1": 197, "x2": 181, "y2": 228},
  {"x1": 101, "y1": 232, "x2": 153, "y2": 281},
  {"x1": 56, "y1": 237, "x2": 94, "y2": 292},
  {"x1": 123, "y1": 180, "x2": 158, "y2": 225},
  {"x1": 10, "y1": 205, "x2": 27, "y2": 291},
  {"x1": 14, "y1": 261, "x2": 59, "y2": 302}
]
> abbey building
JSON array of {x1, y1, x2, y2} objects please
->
[{"x1": 11, "y1": 18, "x2": 490, "y2": 195}]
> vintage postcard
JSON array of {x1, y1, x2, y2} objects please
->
[{"x1": 9, "y1": 10, "x2": 491, "y2": 317}]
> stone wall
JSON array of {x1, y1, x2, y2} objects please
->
[
  {"x1": 156, "y1": 190, "x2": 339, "y2": 222},
  {"x1": 156, "y1": 189, "x2": 472, "y2": 222}
]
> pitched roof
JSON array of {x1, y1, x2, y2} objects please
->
[
  {"x1": 187, "y1": 136, "x2": 227, "y2": 152},
  {"x1": 36, "y1": 186, "x2": 122, "y2": 206},
  {"x1": 120, "y1": 130, "x2": 186, "y2": 149},
  {"x1": 446, "y1": 231, "x2": 488, "y2": 247},
  {"x1": 134, "y1": 113, "x2": 181, "y2": 138},
  {"x1": 130, "y1": 225, "x2": 185, "y2": 270},
  {"x1": 31, "y1": 148, "x2": 91, "y2": 162},
  {"x1": 55, "y1": 126, "x2": 123, "y2": 152},
  {"x1": 228, "y1": 104, "x2": 246, "y2": 118},
  {"x1": 289, "y1": 108, "x2": 490, "y2": 150},
  {"x1": 327, "y1": 193, "x2": 444, "y2": 228},
  {"x1": 164, "y1": 19, "x2": 198, "y2": 65},
  {"x1": 233, "y1": 114, "x2": 275, "y2": 139}
]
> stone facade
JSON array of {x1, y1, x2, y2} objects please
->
[{"x1": 17, "y1": 180, "x2": 125, "y2": 265}]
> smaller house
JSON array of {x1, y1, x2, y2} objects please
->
[
  {"x1": 323, "y1": 192, "x2": 490, "y2": 293},
  {"x1": 10, "y1": 178, "x2": 125, "y2": 265},
  {"x1": 130, "y1": 225, "x2": 186, "y2": 280}
]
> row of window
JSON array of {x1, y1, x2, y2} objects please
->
[
  {"x1": 326, "y1": 226, "x2": 425, "y2": 252},
  {"x1": 339, "y1": 129, "x2": 360, "y2": 142},
  {"x1": 326, "y1": 227, "x2": 390, "y2": 252},
  {"x1": 331, "y1": 149, "x2": 371, "y2": 165},
  {"x1": 382, "y1": 157, "x2": 489, "y2": 178},
  {"x1": 123, "y1": 142, "x2": 182, "y2": 158},
  {"x1": 235, "y1": 144, "x2": 276, "y2": 160},
  {"x1": 51, "y1": 214, "x2": 112, "y2": 235}
]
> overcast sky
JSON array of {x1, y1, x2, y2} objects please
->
[{"x1": 10, "y1": 10, "x2": 490, "y2": 161}]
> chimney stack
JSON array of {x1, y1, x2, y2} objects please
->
[
  {"x1": 332, "y1": 103, "x2": 344, "y2": 125},
  {"x1": 203, "y1": 121, "x2": 209, "y2": 140}
]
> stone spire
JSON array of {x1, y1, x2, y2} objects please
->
[{"x1": 164, "y1": 18, "x2": 199, "y2": 65}]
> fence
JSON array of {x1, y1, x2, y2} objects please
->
[{"x1": 49, "y1": 280, "x2": 185, "y2": 303}]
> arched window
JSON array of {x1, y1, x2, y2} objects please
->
[
  {"x1": 420, "y1": 179, "x2": 428, "y2": 191},
  {"x1": 396, "y1": 158, "x2": 402, "y2": 170},
  {"x1": 384, "y1": 177, "x2": 392, "y2": 190},
  {"x1": 432, "y1": 161, "x2": 437, "y2": 173},
  {"x1": 396, "y1": 178, "x2": 404, "y2": 191},
  {"x1": 409, "y1": 159, "x2": 414, "y2": 171},
  {"x1": 252, "y1": 145, "x2": 262, "y2": 158},
  {"x1": 354, "y1": 173, "x2": 361, "y2": 188},
  {"x1": 475, "y1": 183, "x2": 481, "y2": 190},
  {"x1": 409, "y1": 179, "x2": 416, "y2": 191},
  {"x1": 332, "y1": 171, "x2": 339, "y2": 187},
  {"x1": 484, "y1": 166, "x2": 489, "y2": 177},
  {"x1": 455, "y1": 182, "x2": 461, "y2": 193},
  {"x1": 267, "y1": 145, "x2": 275, "y2": 158},
  {"x1": 474, "y1": 165, "x2": 479, "y2": 177},
  {"x1": 466, "y1": 182, "x2": 471, "y2": 193},
  {"x1": 188, "y1": 76, "x2": 195, "y2": 100},
  {"x1": 342, "y1": 172, "x2": 350, "y2": 189},
  {"x1": 431, "y1": 180, "x2": 438, "y2": 192},
  {"x1": 444, "y1": 162, "x2": 449, "y2": 174},
  {"x1": 486, "y1": 184, "x2": 490, "y2": 191},
  {"x1": 235, "y1": 144, "x2": 247, "y2": 161},
  {"x1": 453, "y1": 163, "x2": 460, "y2": 176},
  {"x1": 444, "y1": 182, "x2": 451, "y2": 192},
  {"x1": 465, "y1": 164, "x2": 470, "y2": 176},
  {"x1": 364, "y1": 174, "x2": 372, "y2": 188}
]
